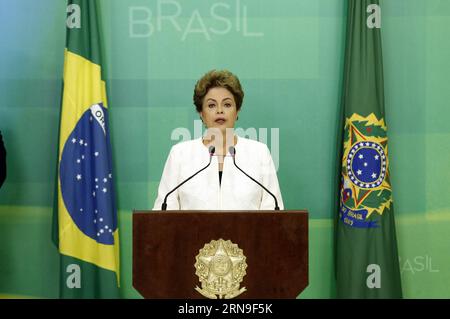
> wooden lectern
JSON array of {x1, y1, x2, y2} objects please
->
[{"x1": 133, "y1": 210, "x2": 308, "y2": 299}]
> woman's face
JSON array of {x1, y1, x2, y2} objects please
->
[{"x1": 200, "y1": 87, "x2": 239, "y2": 133}]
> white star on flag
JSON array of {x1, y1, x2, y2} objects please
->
[
  {"x1": 357, "y1": 170, "x2": 362, "y2": 175},
  {"x1": 76, "y1": 174, "x2": 82, "y2": 180}
]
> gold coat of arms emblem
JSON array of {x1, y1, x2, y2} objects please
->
[{"x1": 194, "y1": 239, "x2": 247, "y2": 299}]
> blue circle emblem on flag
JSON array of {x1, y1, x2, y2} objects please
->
[
  {"x1": 346, "y1": 141, "x2": 387, "y2": 189},
  {"x1": 60, "y1": 103, "x2": 117, "y2": 245}
]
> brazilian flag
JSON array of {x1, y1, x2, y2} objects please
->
[
  {"x1": 335, "y1": 0, "x2": 402, "y2": 298},
  {"x1": 53, "y1": 0, "x2": 120, "y2": 298}
]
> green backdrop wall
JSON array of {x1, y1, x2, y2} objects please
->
[{"x1": 0, "y1": 0, "x2": 449, "y2": 298}]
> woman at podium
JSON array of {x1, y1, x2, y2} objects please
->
[{"x1": 153, "y1": 70, "x2": 284, "y2": 211}]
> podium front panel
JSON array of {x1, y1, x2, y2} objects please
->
[{"x1": 133, "y1": 210, "x2": 308, "y2": 299}]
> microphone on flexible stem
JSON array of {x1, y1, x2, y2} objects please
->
[
  {"x1": 229, "y1": 146, "x2": 280, "y2": 210},
  {"x1": 161, "y1": 146, "x2": 215, "y2": 210}
]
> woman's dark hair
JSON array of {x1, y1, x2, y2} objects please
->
[{"x1": 193, "y1": 70, "x2": 244, "y2": 112}]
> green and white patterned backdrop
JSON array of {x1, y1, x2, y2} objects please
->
[{"x1": 0, "y1": 0, "x2": 449, "y2": 298}]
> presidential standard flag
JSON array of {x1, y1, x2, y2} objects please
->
[
  {"x1": 335, "y1": 0, "x2": 402, "y2": 298},
  {"x1": 53, "y1": 0, "x2": 120, "y2": 298}
]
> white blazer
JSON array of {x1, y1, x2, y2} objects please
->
[{"x1": 152, "y1": 137, "x2": 284, "y2": 210}]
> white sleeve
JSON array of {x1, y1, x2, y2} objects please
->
[
  {"x1": 259, "y1": 144, "x2": 284, "y2": 210},
  {"x1": 152, "y1": 146, "x2": 181, "y2": 210}
]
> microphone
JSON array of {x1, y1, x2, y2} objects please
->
[
  {"x1": 161, "y1": 146, "x2": 215, "y2": 210},
  {"x1": 229, "y1": 146, "x2": 280, "y2": 210}
]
